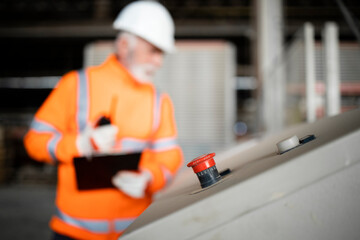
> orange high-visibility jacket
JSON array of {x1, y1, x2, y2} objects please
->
[{"x1": 23, "y1": 54, "x2": 183, "y2": 240}]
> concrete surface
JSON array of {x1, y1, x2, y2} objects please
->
[
  {"x1": 121, "y1": 109, "x2": 360, "y2": 240},
  {"x1": 0, "y1": 184, "x2": 56, "y2": 240}
]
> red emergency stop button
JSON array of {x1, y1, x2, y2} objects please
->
[
  {"x1": 187, "y1": 153, "x2": 216, "y2": 173},
  {"x1": 187, "y1": 153, "x2": 221, "y2": 188}
]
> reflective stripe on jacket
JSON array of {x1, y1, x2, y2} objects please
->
[{"x1": 24, "y1": 54, "x2": 183, "y2": 240}]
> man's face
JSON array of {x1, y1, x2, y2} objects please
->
[{"x1": 126, "y1": 37, "x2": 164, "y2": 83}]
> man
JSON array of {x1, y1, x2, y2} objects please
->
[{"x1": 23, "y1": 1, "x2": 183, "y2": 239}]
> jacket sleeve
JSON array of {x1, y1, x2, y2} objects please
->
[
  {"x1": 23, "y1": 71, "x2": 80, "y2": 164},
  {"x1": 140, "y1": 93, "x2": 184, "y2": 193}
]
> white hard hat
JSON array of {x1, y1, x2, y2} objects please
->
[{"x1": 113, "y1": 1, "x2": 175, "y2": 53}]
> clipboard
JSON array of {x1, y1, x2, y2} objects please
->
[{"x1": 74, "y1": 152, "x2": 141, "y2": 190}]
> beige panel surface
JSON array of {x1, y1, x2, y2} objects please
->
[{"x1": 121, "y1": 109, "x2": 360, "y2": 239}]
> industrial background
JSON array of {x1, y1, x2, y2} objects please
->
[{"x1": 0, "y1": 0, "x2": 360, "y2": 239}]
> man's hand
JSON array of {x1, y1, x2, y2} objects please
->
[
  {"x1": 112, "y1": 170, "x2": 152, "y2": 198},
  {"x1": 91, "y1": 125, "x2": 118, "y2": 152},
  {"x1": 76, "y1": 124, "x2": 118, "y2": 156}
]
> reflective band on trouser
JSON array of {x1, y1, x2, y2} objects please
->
[
  {"x1": 114, "y1": 218, "x2": 136, "y2": 232},
  {"x1": 56, "y1": 208, "x2": 136, "y2": 234},
  {"x1": 77, "y1": 69, "x2": 89, "y2": 132},
  {"x1": 30, "y1": 118, "x2": 62, "y2": 162}
]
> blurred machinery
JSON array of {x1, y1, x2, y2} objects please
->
[{"x1": 120, "y1": 108, "x2": 360, "y2": 240}]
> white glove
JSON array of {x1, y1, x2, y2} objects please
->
[
  {"x1": 76, "y1": 124, "x2": 118, "y2": 156},
  {"x1": 76, "y1": 124, "x2": 93, "y2": 157},
  {"x1": 91, "y1": 125, "x2": 118, "y2": 152},
  {"x1": 112, "y1": 170, "x2": 152, "y2": 198}
]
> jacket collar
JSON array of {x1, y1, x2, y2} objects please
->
[{"x1": 104, "y1": 54, "x2": 154, "y2": 88}]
